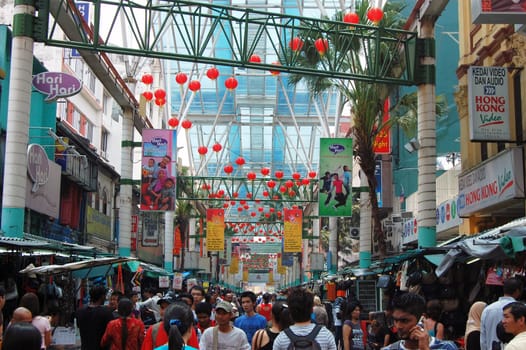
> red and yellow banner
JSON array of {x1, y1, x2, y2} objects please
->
[
  {"x1": 206, "y1": 208, "x2": 225, "y2": 251},
  {"x1": 283, "y1": 208, "x2": 303, "y2": 252},
  {"x1": 373, "y1": 98, "x2": 391, "y2": 154}
]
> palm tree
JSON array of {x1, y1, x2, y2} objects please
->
[{"x1": 287, "y1": 1, "x2": 407, "y2": 257}]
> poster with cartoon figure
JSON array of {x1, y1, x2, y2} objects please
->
[{"x1": 319, "y1": 138, "x2": 353, "y2": 217}]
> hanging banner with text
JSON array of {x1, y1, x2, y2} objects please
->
[
  {"x1": 283, "y1": 208, "x2": 303, "y2": 252},
  {"x1": 373, "y1": 98, "x2": 391, "y2": 154},
  {"x1": 206, "y1": 208, "x2": 225, "y2": 251},
  {"x1": 140, "y1": 129, "x2": 177, "y2": 211},
  {"x1": 468, "y1": 66, "x2": 511, "y2": 141},
  {"x1": 319, "y1": 138, "x2": 353, "y2": 217}
]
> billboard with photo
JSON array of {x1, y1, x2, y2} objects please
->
[
  {"x1": 318, "y1": 138, "x2": 353, "y2": 217},
  {"x1": 140, "y1": 129, "x2": 177, "y2": 211}
]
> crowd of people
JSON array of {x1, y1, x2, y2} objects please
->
[{"x1": 3, "y1": 278, "x2": 526, "y2": 350}]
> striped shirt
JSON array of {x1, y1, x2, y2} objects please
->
[{"x1": 273, "y1": 324, "x2": 336, "y2": 350}]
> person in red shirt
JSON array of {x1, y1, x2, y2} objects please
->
[
  {"x1": 256, "y1": 293, "x2": 272, "y2": 323},
  {"x1": 196, "y1": 302, "x2": 216, "y2": 335},
  {"x1": 101, "y1": 298, "x2": 145, "y2": 350},
  {"x1": 141, "y1": 293, "x2": 199, "y2": 350}
]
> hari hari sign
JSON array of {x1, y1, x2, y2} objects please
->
[{"x1": 32, "y1": 72, "x2": 82, "y2": 101}]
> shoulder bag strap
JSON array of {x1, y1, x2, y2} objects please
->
[{"x1": 213, "y1": 325, "x2": 219, "y2": 350}]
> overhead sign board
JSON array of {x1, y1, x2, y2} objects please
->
[{"x1": 472, "y1": 0, "x2": 526, "y2": 24}]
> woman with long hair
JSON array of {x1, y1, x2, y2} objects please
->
[
  {"x1": 19, "y1": 292, "x2": 52, "y2": 349},
  {"x1": 423, "y1": 299, "x2": 445, "y2": 340},
  {"x1": 342, "y1": 301, "x2": 365, "y2": 350},
  {"x1": 154, "y1": 301, "x2": 196, "y2": 350},
  {"x1": 252, "y1": 301, "x2": 294, "y2": 350},
  {"x1": 101, "y1": 298, "x2": 145, "y2": 350}
]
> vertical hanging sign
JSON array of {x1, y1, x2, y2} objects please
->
[
  {"x1": 206, "y1": 208, "x2": 225, "y2": 251},
  {"x1": 140, "y1": 129, "x2": 177, "y2": 211},
  {"x1": 283, "y1": 208, "x2": 303, "y2": 252},
  {"x1": 373, "y1": 98, "x2": 391, "y2": 154},
  {"x1": 468, "y1": 66, "x2": 511, "y2": 141},
  {"x1": 319, "y1": 138, "x2": 353, "y2": 217}
]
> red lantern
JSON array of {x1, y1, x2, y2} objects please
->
[
  {"x1": 279, "y1": 186, "x2": 287, "y2": 193},
  {"x1": 269, "y1": 62, "x2": 281, "y2": 76},
  {"x1": 251, "y1": 212, "x2": 257, "y2": 217},
  {"x1": 343, "y1": 12, "x2": 360, "y2": 25},
  {"x1": 267, "y1": 180, "x2": 276, "y2": 188},
  {"x1": 217, "y1": 189, "x2": 225, "y2": 197},
  {"x1": 258, "y1": 207, "x2": 264, "y2": 212},
  {"x1": 237, "y1": 207, "x2": 244, "y2": 212},
  {"x1": 224, "y1": 164, "x2": 234, "y2": 174},
  {"x1": 292, "y1": 172, "x2": 301, "y2": 180},
  {"x1": 308, "y1": 171, "x2": 317, "y2": 178},
  {"x1": 314, "y1": 38, "x2": 329, "y2": 56},
  {"x1": 181, "y1": 120, "x2": 192, "y2": 129},
  {"x1": 262, "y1": 190, "x2": 269, "y2": 197},
  {"x1": 206, "y1": 67, "x2": 219, "y2": 80},
  {"x1": 247, "y1": 172, "x2": 257, "y2": 180},
  {"x1": 175, "y1": 72, "x2": 188, "y2": 85},
  {"x1": 141, "y1": 74, "x2": 154, "y2": 85},
  {"x1": 223, "y1": 203, "x2": 229, "y2": 208},
  {"x1": 289, "y1": 37, "x2": 304, "y2": 51},
  {"x1": 225, "y1": 77, "x2": 238, "y2": 90},
  {"x1": 246, "y1": 192, "x2": 252, "y2": 198},
  {"x1": 288, "y1": 190, "x2": 296, "y2": 197},
  {"x1": 168, "y1": 117, "x2": 179, "y2": 127},
  {"x1": 154, "y1": 88, "x2": 166, "y2": 99},
  {"x1": 142, "y1": 91, "x2": 153, "y2": 101},
  {"x1": 188, "y1": 80, "x2": 201, "y2": 92},
  {"x1": 261, "y1": 167, "x2": 270, "y2": 176},
  {"x1": 212, "y1": 143, "x2": 222, "y2": 152},
  {"x1": 301, "y1": 178, "x2": 310, "y2": 186},
  {"x1": 275, "y1": 170, "x2": 284, "y2": 179},
  {"x1": 155, "y1": 98, "x2": 166, "y2": 106},
  {"x1": 367, "y1": 7, "x2": 384, "y2": 24},
  {"x1": 232, "y1": 192, "x2": 239, "y2": 198},
  {"x1": 197, "y1": 146, "x2": 208, "y2": 155},
  {"x1": 249, "y1": 54, "x2": 261, "y2": 63},
  {"x1": 285, "y1": 180, "x2": 294, "y2": 188},
  {"x1": 235, "y1": 157, "x2": 245, "y2": 166}
]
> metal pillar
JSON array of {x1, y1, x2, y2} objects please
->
[{"x1": 119, "y1": 108, "x2": 134, "y2": 256}]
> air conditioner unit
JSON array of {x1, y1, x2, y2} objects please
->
[
  {"x1": 391, "y1": 214, "x2": 402, "y2": 223},
  {"x1": 350, "y1": 227, "x2": 360, "y2": 238}
]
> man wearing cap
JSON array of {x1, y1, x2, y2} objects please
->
[
  {"x1": 141, "y1": 292, "x2": 200, "y2": 350},
  {"x1": 199, "y1": 301, "x2": 250, "y2": 350}
]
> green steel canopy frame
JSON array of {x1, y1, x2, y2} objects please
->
[{"x1": 34, "y1": 0, "x2": 418, "y2": 85}]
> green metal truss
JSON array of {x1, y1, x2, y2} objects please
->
[{"x1": 38, "y1": 0, "x2": 418, "y2": 85}]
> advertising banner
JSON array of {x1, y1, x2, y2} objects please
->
[
  {"x1": 472, "y1": 0, "x2": 526, "y2": 24},
  {"x1": 458, "y1": 147, "x2": 524, "y2": 216},
  {"x1": 206, "y1": 208, "x2": 225, "y2": 251},
  {"x1": 373, "y1": 98, "x2": 391, "y2": 154},
  {"x1": 468, "y1": 66, "x2": 511, "y2": 141},
  {"x1": 140, "y1": 129, "x2": 177, "y2": 211},
  {"x1": 319, "y1": 138, "x2": 353, "y2": 217},
  {"x1": 283, "y1": 208, "x2": 303, "y2": 252}
]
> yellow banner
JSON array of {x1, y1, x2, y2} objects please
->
[
  {"x1": 269, "y1": 270, "x2": 274, "y2": 283},
  {"x1": 206, "y1": 208, "x2": 225, "y2": 251},
  {"x1": 243, "y1": 269, "x2": 248, "y2": 282},
  {"x1": 283, "y1": 208, "x2": 303, "y2": 252},
  {"x1": 278, "y1": 265, "x2": 287, "y2": 274},
  {"x1": 229, "y1": 256, "x2": 239, "y2": 274}
]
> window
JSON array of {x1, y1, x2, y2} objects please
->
[
  {"x1": 103, "y1": 92, "x2": 111, "y2": 116},
  {"x1": 85, "y1": 119, "x2": 94, "y2": 142},
  {"x1": 73, "y1": 109, "x2": 81, "y2": 130},
  {"x1": 102, "y1": 188, "x2": 108, "y2": 215},
  {"x1": 86, "y1": 68, "x2": 96, "y2": 93},
  {"x1": 101, "y1": 129, "x2": 109, "y2": 154}
]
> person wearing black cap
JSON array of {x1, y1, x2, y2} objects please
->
[{"x1": 199, "y1": 301, "x2": 250, "y2": 350}]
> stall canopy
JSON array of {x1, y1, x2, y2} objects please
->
[
  {"x1": 435, "y1": 218, "x2": 526, "y2": 277},
  {"x1": 19, "y1": 257, "x2": 136, "y2": 279}
]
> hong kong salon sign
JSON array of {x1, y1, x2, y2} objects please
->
[
  {"x1": 468, "y1": 66, "x2": 511, "y2": 141},
  {"x1": 458, "y1": 147, "x2": 524, "y2": 217}
]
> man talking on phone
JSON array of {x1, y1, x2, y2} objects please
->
[{"x1": 382, "y1": 293, "x2": 457, "y2": 350}]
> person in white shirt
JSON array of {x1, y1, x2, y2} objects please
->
[
  {"x1": 199, "y1": 301, "x2": 250, "y2": 350},
  {"x1": 501, "y1": 302, "x2": 526, "y2": 350}
]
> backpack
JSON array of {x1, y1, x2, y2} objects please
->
[{"x1": 284, "y1": 325, "x2": 322, "y2": 350}]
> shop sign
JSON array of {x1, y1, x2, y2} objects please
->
[
  {"x1": 401, "y1": 217, "x2": 418, "y2": 245},
  {"x1": 32, "y1": 72, "x2": 82, "y2": 101},
  {"x1": 27, "y1": 144, "x2": 49, "y2": 192},
  {"x1": 86, "y1": 205, "x2": 111, "y2": 240},
  {"x1": 468, "y1": 66, "x2": 511, "y2": 141},
  {"x1": 472, "y1": 0, "x2": 526, "y2": 24},
  {"x1": 436, "y1": 196, "x2": 462, "y2": 232},
  {"x1": 458, "y1": 147, "x2": 524, "y2": 217}
]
